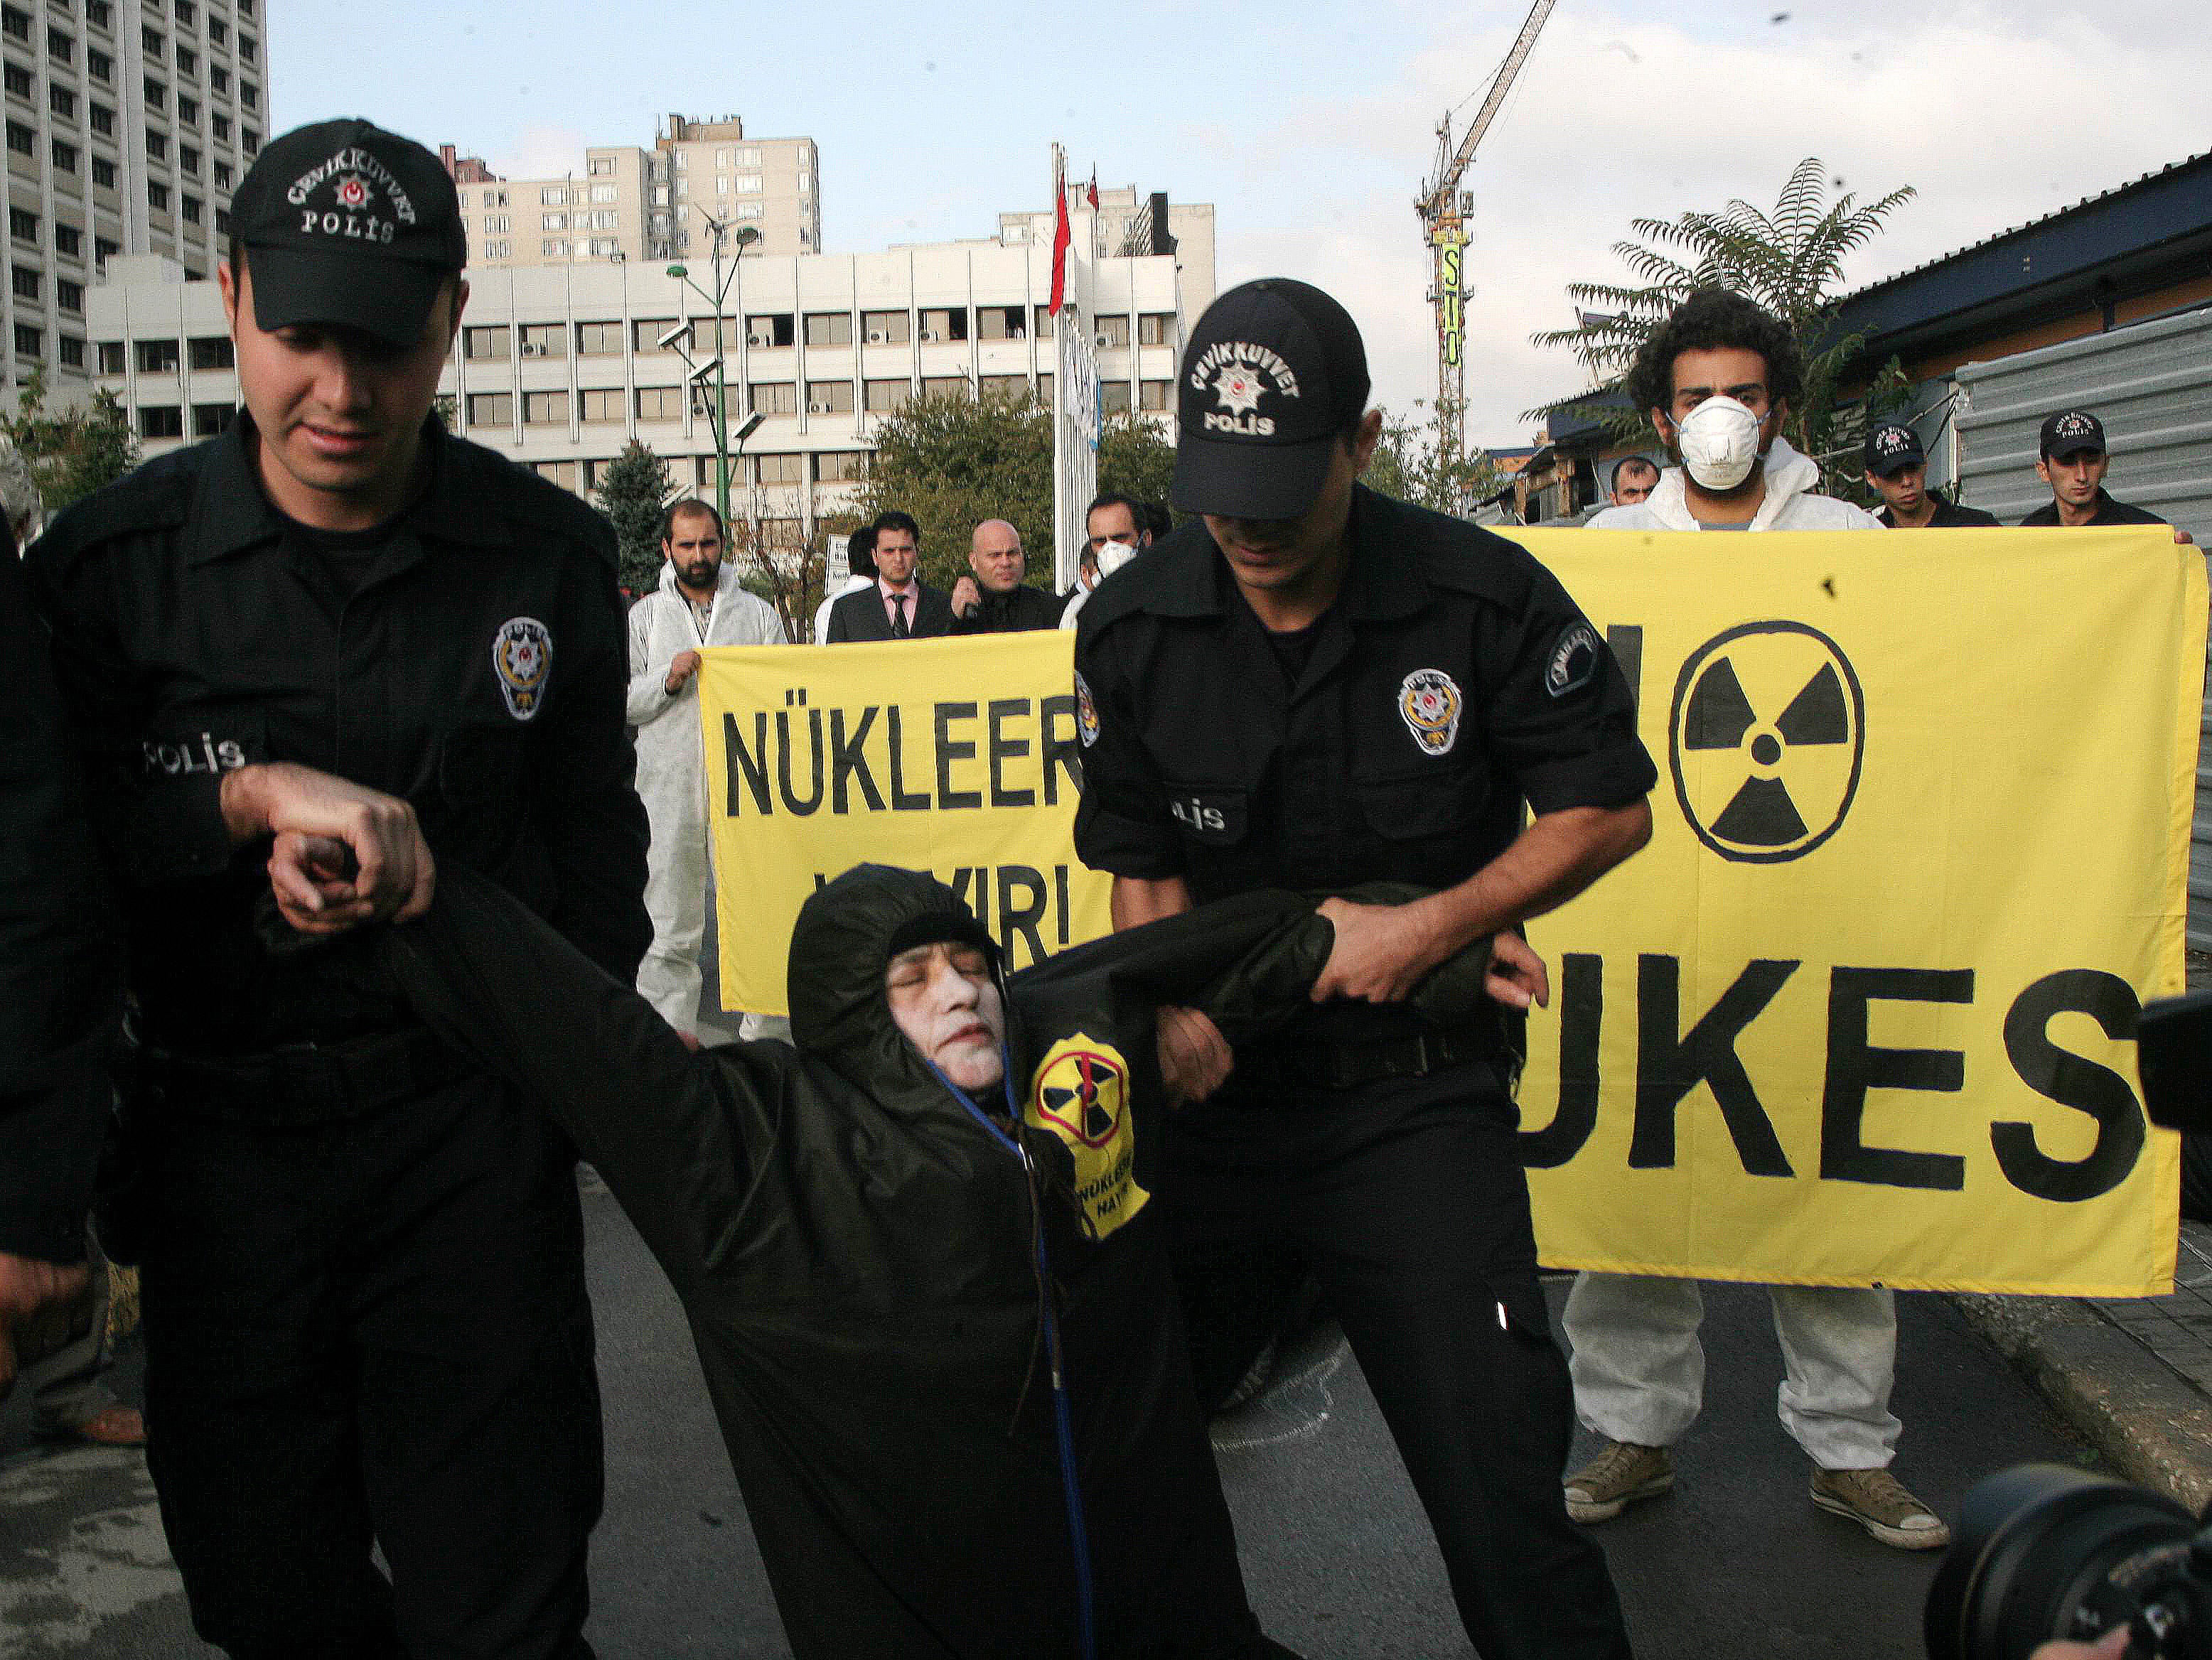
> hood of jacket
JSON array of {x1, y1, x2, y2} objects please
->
[{"x1": 787, "y1": 864, "x2": 1004, "y2": 1108}]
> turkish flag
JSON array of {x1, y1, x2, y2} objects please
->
[
  {"x1": 1048, "y1": 171, "x2": 1072, "y2": 316},
  {"x1": 1087, "y1": 170, "x2": 1099, "y2": 209}
]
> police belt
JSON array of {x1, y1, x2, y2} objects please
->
[
  {"x1": 141, "y1": 1027, "x2": 476, "y2": 1127},
  {"x1": 1235, "y1": 1024, "x2": 1495, "y2": 1094}
]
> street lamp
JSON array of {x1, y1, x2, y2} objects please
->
[{"x1": 665, "y1": 217, "x2": 763, "y2": 532}]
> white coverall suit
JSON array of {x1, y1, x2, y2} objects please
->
[{"x1": 626, "y1": 559, "x2": 785, "y2": 1030}]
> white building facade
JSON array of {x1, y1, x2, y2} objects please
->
[{"x1": 88, "y1": 203, "x2": 1212, "y2": 561}]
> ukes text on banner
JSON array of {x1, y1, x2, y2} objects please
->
[{"x1": 1505, "y1": 526, "x2": 2201, "y2": 1297}]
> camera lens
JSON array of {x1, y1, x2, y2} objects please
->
[{"x1": 1927, "y1": 1465, "x2": 2197, "y2": 1660}]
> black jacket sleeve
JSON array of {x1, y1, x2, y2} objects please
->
[{"x1": 0, "y1": 546, "x2": 119, "y2": 1262}]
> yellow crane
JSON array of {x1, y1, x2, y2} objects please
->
[{"x1": 1416, "y1": 0, "x2": 1557, "y2": 476}]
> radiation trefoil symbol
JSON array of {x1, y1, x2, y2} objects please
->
[{"x1": 1667, "y1": 621, "x2": 1865, "y2": 863}]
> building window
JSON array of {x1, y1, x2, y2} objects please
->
[
  {"x1": 588, "y1": 183, "x2": 615, "y2": 204},
  {"x1": 1137, "y1": 313, "x2": 1174, "y2": 347},
  {"x1": 191, "y1": 401, "x2": 234, "y2": 437},
  {"x1": 88, "y1": 102, "x2": 112, "y2": 135},
  {"x1": 208, "y1": 18, "x2": 225, "y2": 43},
  {"x1": 541, "y1": 212, "x2": 567, "y2": 232},
  {"x1": 466, "y1": 392, "x2": 512, "y2": 425},
  {"x1": 9, "y1": 207, "x2": 35, "y2": 242},
  {"x1": 864, "y1": 379, "x2": 911, "y2": 413},
  {"x1": 141, "y1": 26, "x2": 162, "y2": 58},
  {"x1": 58, "y1": 334, "x2": 84, "y2": 368},
  {"x1": 236, "y1": 31, "x2": 253, "y2": 60},
  {"x1": 138, "y1": 404, "x2": 184, "y2": 438},
  {"x1": 175, "y1": 1, "x2": 196, "y2": 26},
  {"x1": 539, "y1": 239, "x2": 570, "y2": 259},
  {"x1": 213, "y1": 208, "x2": 228, "y2": 235},
  {"x1": 86, "y1": 0, "x2": 110, "y2": 22},
  {"x1": 50, "y1": 138, "x2": 75, "y2": 171},
  {"x1": 0, "y1": 6, "x2": 28, "y2": 41},
  {"x1": 979, "y1": 374, "x2": 1029, "y2": 401},
  {"x1": 48, "y1": 83, "x2": 75, "y2": 118},
  {"x1": 859, "y1": 311, "x2": 910, "y2": 346},
  {"x1": 743, "y1": 313, "x2": 794, "y2": 348},
  {"x1": 633, "y1": 385, "x2": 683, "y2": 421},
  {"x1": 522, "y1": 390, "x2": 567, "y2": 425},
  {"x1": 481, "y1": 239, "x2": 508, "y2": 259},
  {"x1": 12, "y1": 322, "x2": 41, "y2": 358},
  {"x1": 1033, "y1": 305, "x2": 1056, "y2": 339},
  {"x1": 94, "y1": 235, "x2": 116, "y2": 263},
  {"x1": 577, "y1": 387, "x2": 623, "y2": 424},
  {"x1": 177, "y1": 94, "x2": 195, "y2": 122},
  {"x1": 633, "y1": 318, "x2": 678, "y2": 354},
  {"x1": 802, "y1": 313, "x2": 852, "y2": 348},
  {"x1": 917, "y1": 308, "x2": 967, "y2": 343},
  {"x1": 482, "y1": 187, "x2": 505, "y2": 208},
  {"x1": 143, "y1": 75, "x2": 163, "y2": 108},
  {"x1": 1100, "y1": 382, "x2": 1133, "y2": 414},
  {"x1": 208, "y1": 65, "x2": 225, "y2": 94},
  {"x1": 752, "y1": 453, "x2": 804, "y2": 486},
  {"x1": 574, "y1": 320, "x2": 622, "y2": 355},
  {"x1": 237, "y1": 80, "x2": 257, "y2": 109},
  {"x1": 4, "y1": 121, "x2": 31, "y2": 156},
  {"x1": 146, "y1": 131, "x2": 166, "y2": 160},
  {"x1": 48, "y1": 26, "x2": 73, "y2": 60},
  {"x1": 1139, "y1": 379, "x2": 1171, "y2": 411},
  {"x1": 462, "y1": 325, "x2": 510, "y2": 361},
  {"x1": 91, "y1": 157, "x2": 114, "y2": 188},
  {"x1": 3, "y1": 61, "x2": 29, "y2": 97},
  {"x1": 920, "y1": 376, "x2": 971, "y2": 401},
  {"x1": 733, "y1": 201, "x2": 763, "y2": 220},
  {"x1": 586, "y1": 155, "x2": 613, "y2": 177},
  {"x1": 134, "y1": 337, "x2": 178, "y2": 372},
  {"x1": 747, "y1": 381, "x2": 797, "y2": 416},
  {"x1": 56, "y1": 278, "x2": 81, "y2": 311},
  {"x1": 173, "y1": 45, "x2": 193, "y2": 74},
  {"x1": 242, "y1": 127, "x2": 256, "y2": 154},
  {"x1": 180, "y1": 193, "x2": 201, "y2": 225},
  {"x1": 87, "y1": 45, "x2": 109, "y2": 79},
  {"x1": 210, "y1": 112, "x2": 227, "y2": 141},
  {"x1": 1094, "y1": 315, "x2": 1131, "y2": 349},
  {"x1": 815, "y1": 451, "x2": 866, "y2": 483},
  {"x1": 805, "y1": 380, "x2": 853, "y2": 414},
  {"x1": 731, "y1": 173, "x2": 761, "y2": 193},
  {"x1": 977, "y1": 306, "x2": 1026, "y2": 342},
  {"x1": 757, "y1": 518, "x2": 804, "y2": 549},
  {"x1": 146, "y1": 180, "x2": 168, "y2": 211},
  {"x1": 539, "y1": 186, "x2": 567, "y2": 206},
  {"x1": 532, "y1": 459, "x2": 576, "y2": 489},
  {"x1": 483, "y1": 213, "x2": 509, "y2": 233},
  {"x1": 187, "y1": 334, "x2": 231, "y2": 369},
  {"x1": 97, "y1": 340, "x2": 123, "y2": 374},
  {"x1": 11, "y1": 263, "x2": 38, "y2": 299},
  {"x1": 54, "y1": 224, "x2": 79, "y2": 256},
  {"x1": 179, "y1": 144, "x2": 198, "y2": 173},
  {"x1": 516, "y1": 323, "x2": 564, "y2": 359}
]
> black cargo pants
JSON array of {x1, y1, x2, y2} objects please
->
[
  {"x1": 1164, "y1": 1062, "x2": 1634, "y2": 1660},
  {"x1": 136, "y1": 1065, "x2": 602, "y2": 1660}
]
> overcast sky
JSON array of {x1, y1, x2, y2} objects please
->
[{"x1": 269, "y1": 0, "x2": 2208, "y2": 451}]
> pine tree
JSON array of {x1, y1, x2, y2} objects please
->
[{"x1": 595, "y1": 440, "x2": 674, "y2": 597}]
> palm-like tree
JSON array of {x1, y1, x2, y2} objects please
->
[{"x1": 1530, "y1": 158, "x2": 1914, "y2": 480}]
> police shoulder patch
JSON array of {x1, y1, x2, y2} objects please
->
[
  {"x1": 1075, "y1": 670, "x2": 1100, "y2": 748},
  {"x1": 1545, "y1": 622, "x2": 1600, "y2": 699},
  {"x1": 493, "y1": 616, "x2": 553, "y2": 721}
]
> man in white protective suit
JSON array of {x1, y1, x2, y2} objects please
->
[{"x1": 627, "y1": 499, "x2": 787, "y2": 1037}]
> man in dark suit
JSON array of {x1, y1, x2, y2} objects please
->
[{"x1": 823, "y1": 511, "x2": 955, "y2": 641}]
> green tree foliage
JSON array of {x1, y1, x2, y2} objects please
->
[
  {"x1": 859, "y1": 390, "x2": 1183, "y2": 589},
  {"x1": 1530, "y1": 157, "x2": 1914, "y2": 492},
  {"x1": 1365, "y1": 410, "x2": 1505, "y2": 517},
  {"x1": 594, "y1": 439, "x2": 674, "y2": 596},
  {"x1": 4, "y1": 369, "x2": 141, "y2": 513}
]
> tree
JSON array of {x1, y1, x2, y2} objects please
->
[
  {"x1": 594, "y1": 440, "x2": 674, "y2": 598},
  {"x1": 1530, "y1": 157, "x2": 1914, "y2": 492},
  {"x1": 1365, "y1": 409, "x2": 1505, "y2": 517},
  {"x1": 1097, "y1": 411, "x2": 1180, "y2": 524},
  {"x1": 3, "y1": 368, "x2": 140, "y2": 515}
]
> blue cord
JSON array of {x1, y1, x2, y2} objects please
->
[{"x1": 927, "y1": 1054, "x2": 1098, "y2": 1660}]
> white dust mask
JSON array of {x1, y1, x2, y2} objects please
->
[
  {"x1": 1673, "y1": 396, "x2": 1767, "y2": 491},
  {"x1": 1095, "y1": 539, "x2": 1140, "y2": 578}
]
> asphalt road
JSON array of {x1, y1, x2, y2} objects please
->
[{"x1": 1, "y1": 1173, "x2": 2101, "y2": 1659}]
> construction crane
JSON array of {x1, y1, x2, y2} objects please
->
[{"x1": 1416, "y1": 0, "x2": 1556, "y2": 482}]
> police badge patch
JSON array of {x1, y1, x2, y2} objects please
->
[
  {"x1": 1545, "y1": 623, "x2": 1599, "y2": 699},
  {"x1": 1075, "y1": 670, "x2": 1100, "y2": 748},
  {"x1": 492, "y1": 617, "x2": 552, "y2": 721},
  {"x1": 1398, "y1": 668, "x2": 1461, "y2": 756}
]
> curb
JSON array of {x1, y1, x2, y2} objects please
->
[{"x1": 1947, "y1": 1290, "x2": 2212, "y2": 1513}]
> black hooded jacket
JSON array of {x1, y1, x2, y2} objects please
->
[{"x1": 385, "y1": 864, "x2": 1486, "y2": 1659}]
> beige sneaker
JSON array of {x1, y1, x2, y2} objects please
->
[
  {"x1": 1562, "y1": 1440, "x2": 1673, "y2": 1522},
  {"x1": 1810, "y1": 1466, "x2": 1951, "y2": 1550}
]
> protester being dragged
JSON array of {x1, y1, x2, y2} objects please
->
[
  {"x1": 812, "y1": 524, "x2": 877, "y2": 644},
  {"x1": 1862, "y1": 422, "x2": 1997, "y2": 528},
  {"x1": 628, "y1": 499, "x2": 786, "y2": 1040},
  {"x1": 2020, "y1": 409, "x2": 2194, "y2": 543},
  {"x1": 1062, "y1": 492, "x2": 1152, "y2": 630},
  {"x1": 343, "y1": 824, "x2": 1518, "y2": 1656},
  {"x1": 823, "y1": 511, "x2": 953, "y2": 640},
  {"x1": 950, "y1": 518, "x2": 1061, "y2": 633},
  {"x1": 1575, "y1": 288, "x2": 1945, "y2": 1554}
]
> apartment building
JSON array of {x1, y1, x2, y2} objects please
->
[
  {"x1": 3, "y1": 0, "x2": 262, "y2": 394},
  {"x1": 443, "y1": 113, "x2": 821, "y2": 273},
  {"x1": 89, "y1": 198, "x2": 1212, "y2": 556}
]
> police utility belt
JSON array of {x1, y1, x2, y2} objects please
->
[{"x1": 141, "y1": 1027, "x2": 475, "y2": 1127}]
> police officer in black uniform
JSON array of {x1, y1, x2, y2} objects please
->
[
  {"x1": 2019, "y1": 408, "x2": 2191, "y2": 539},
  {"x1": 1862, "y1": 421, "x2": 1999, "y2": 528},
  {"x1": 1073, "y1": 278, "x2": 1648, "y2": 1660},
  {"x1": 24, "y1": 118, "x2": 648, "y2": 1659}
]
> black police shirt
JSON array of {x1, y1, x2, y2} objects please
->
[
  {"x1": 2018, "y1": 488, "x2": 2171, "y2": 528},
  {"x1": 1072, "y1": 483, "x2": 1655, "y2": 998},
  {"x1": 1878, "y1": 491, "x2": 2001, "y2": 529},
  {"x1": 26, "y1": 413, "x2": 650, "y2": 1055}
]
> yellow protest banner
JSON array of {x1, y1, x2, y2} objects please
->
[
  {"x1": 699, "y1": 632, "x2": 1111, "y2": 1015},
  {"x1": 1506, "y1": 527, "x2": 2201, "y2": 1297}
]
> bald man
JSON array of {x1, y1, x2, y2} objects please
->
[{"x1": 949, "y1": 519, "x2": 1062, "y2": 633}]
